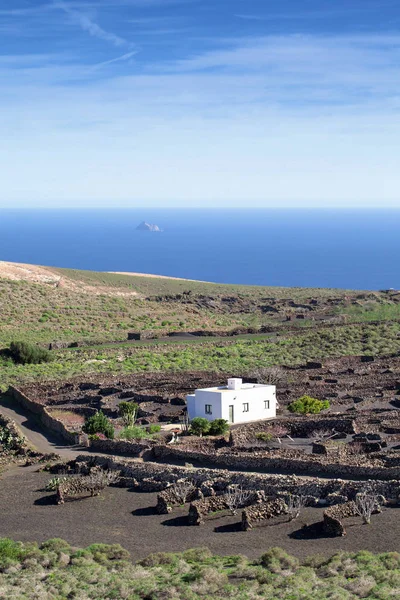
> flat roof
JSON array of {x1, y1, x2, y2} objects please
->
[{"x1": 195, "y1": 383, "x2": 275, "y2": 393}]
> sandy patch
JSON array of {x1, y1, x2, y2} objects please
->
[
  {"x1": 0, "y1": 261, "x2": 139, "y2": 297},
  {"x1": 110, "y1": 271, "x2": 206, "y2": 283}
]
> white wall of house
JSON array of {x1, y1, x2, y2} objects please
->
[{"x1": 186, "y1": 379, "x2": 277, "y2": 425}]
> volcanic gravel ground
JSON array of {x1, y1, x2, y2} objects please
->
[{"x1": 0, "y1": 468, "x2": 399, "y2": 561}]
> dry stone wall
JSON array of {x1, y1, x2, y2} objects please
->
[
  {"x1": 241, "y1": 499, "x2": 288, "y2": 531},
  {"x1": 71, "y1": 455, "x2": 400, "y2": 504},
  {"x1": 323, "y1": 501, "x2": 359, "y2": 536},
  {"x1": 8, "y1": 387, "x2": 80, "y2": 444},
  {"x1": 152, "y1": 444, "x2": 400, "y2": 481},
  {"x1": 88, "y1": 438, "x2": 152, "y2": 457}
]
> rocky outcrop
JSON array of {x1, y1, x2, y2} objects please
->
[{"x1": 136, "y1": 221, "x2": 162, "y2": 232}]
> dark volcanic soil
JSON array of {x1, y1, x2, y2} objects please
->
[{"x1": 1, "y1": 468, "x2": 399, "y2": 561}]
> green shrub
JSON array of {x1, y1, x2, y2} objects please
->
[
  {"x1": 190, "y1": 417, "x2": 211, "y2": 436},
  {"x1": 82, "y1": 411, "x2": 114, "y2": 439},
  {"x1": 148, "y1": 424, "x2": 161, "y2": 434},
  {"x1": 260, "y1": 547, "x2": 299, "y2": 573},
  {"x1": 209, "y1": 419, "x2": 229, "y2": 436},
  {"x1": 0, "y1": 538, "x2": 27, "y2": 567},
  {"x1": 118, "y1": 401, "x2": 138, "y2": 427},
  {"x1": 40, "y1": 539, "x2": 71, "y2": 554},
  {"x1": 256, "y1": 432, "x2": 273, "y2": 443},
  {"x1": 9, "y1": 341, "x2": 53, "y2": 365},
  {"x1": 45, "y1": 476, "x2": 65, "y2": 491},
  {"x1": 118, "y1": 426, "x2": 149, "y2": 440},
  {"x1": 288, "y1": 395, "x2": 330, "y2": 415}
]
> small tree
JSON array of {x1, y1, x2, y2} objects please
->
[
  {"x1": 251, "y1": 366, "x2": 284, "y2": 385},
  {"x1": 288, "y1": 396, "x2": 330, "y2": 415},
  {"x1": 83, "y1": 411, "x2": 114, "y2": 439},
  {"x1": 118, "y1": 401, "x2": 138, "y2": 427},
  {"x1": 179, "y1": 412, "x2": 190, "y2": 433},
  {"x1": 209, "y1": 419, "x2": 229, "y2": 436},
  {"x1": 287, "y1": 494, "x2": 307, "y2": 521},
  {"x1": 172, "y1": 479, "x2": 195, "y2": 504},
  {"x1": 9, "y1": 341, "x2": 53, "y2": 365},
  {"x1": 226, "y1": 485, "x2": 252, "y2": 515},
  {"x1": 190, "y1": 417, "x2": 211, "y2": 437},
  {"x1": 355, "y1": 493, "x2": 380, "y2": 525}
]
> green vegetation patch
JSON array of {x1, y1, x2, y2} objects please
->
[
  {"x1": 1, "y1": 322, "x2": 400, "y2": 391},
  {"x1": 1, "y1": 538, "x2": 400, "y2": 599}
]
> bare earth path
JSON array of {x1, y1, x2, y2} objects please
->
[{"x1": 0, "y1": 395, "x2": 86, "y2": 460}]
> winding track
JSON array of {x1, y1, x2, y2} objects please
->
[{"x1": 0, "y1": 395, "x2": 86, "y2": 460}]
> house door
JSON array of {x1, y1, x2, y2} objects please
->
[{"x1": 229, "y1": 405, "x2": 234, "y2": 424}]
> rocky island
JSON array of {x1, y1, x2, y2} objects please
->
[{"x1": 136, "y1": 221, "x2": 162, "y2": 232}]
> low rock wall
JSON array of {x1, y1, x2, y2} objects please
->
[
  {"x1": 71, "y1": 455, "x2": 400, "y2": 504},
  {"x1": 88, "y1": 438, "x2": 152, "y2": 456},
  {"x1": 323, "y1": 501, "x2": 358, "y2": 536},
  {"x1": 152, "y1": 444, "x2": 400, "y2": 481},
  {"x1": 241, "y1": 499, "x2": 288, "y2": 531},
  {"x1": 157, "y1": 486, "x2": 200, "y2": 515},
  {"x1": 230, "y1": 415, "x2": 356, "y2": 447},
  {"x1": 8, "y1": 386, "x2": 80, "y2": 445},
  {"x1": 188, "y1": 490, "x2": 266, "y2": 525},
  {"x1": 188, "y1": 495, "x2": 229, "y2": 525}
]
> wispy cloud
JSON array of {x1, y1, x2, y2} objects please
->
[
  {"x1": 94, "y1": 50, "x2": 137, "y2": 68},
  {"x1": 54, "y1": 0, "x2": 135, "y2": 48}
]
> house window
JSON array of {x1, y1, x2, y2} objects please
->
[
  {"x1": 243, "y1": 403, "x2": 249, "y2": 413},
  {"x1": 264, "y1": 400, "x2": 270, "y2": 410},
  {"x1": 205, "y1": 405, "x2": 212, "y2": 415}
]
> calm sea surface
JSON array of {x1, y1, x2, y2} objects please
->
[{"x1": 0, "y1": 209, "x2": 399, "y2": 290}]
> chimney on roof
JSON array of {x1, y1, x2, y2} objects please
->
[{"x1": 227, "y1": 378, "x2": 242, "y2": 390}]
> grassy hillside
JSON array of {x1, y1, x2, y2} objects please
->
[
  {"x1": 1, "y1": 538, "x2": 400, "y2": 600},
  {"x1": 1, "y1": 263, "x2": 400, "y2": 390},
  {"x1": 0, "y1": 264, "x2": 356, "y2": 346}
]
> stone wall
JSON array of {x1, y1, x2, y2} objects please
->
[
  {"x1": 88, "y1": 438, "x2": 152, "y2": 457},
  {"x1": 230, "y1": 415, "x2": 356, "y2": 447},
  {"x1": 241, "y1": 499, "x2": 288, "y2": 531},
  {"x1": 152, "y1": 444, "x2": 400, "y2": 481},
  {"x1": 70, "y1": 454, "x2": 400, "y2": 504},
  {"x1": 188, "y1": 495, "x2": 230, "y2": 525},
  {"x1": 8, "y1": 386, "x2": 80, "y2": 445},
  {"x1": 157, "y1": 485, "x2": 200, "y2": 515},
  {"x1": 188, "y1": 490, "x2": 266, "y2": 525},
  {"x1": 323, "y1": 501, "x2": 359, "y2": 536}
]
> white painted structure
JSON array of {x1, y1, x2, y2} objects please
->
[{"x1": 186, "y1": 378, "x2": 277, "y2": 425}]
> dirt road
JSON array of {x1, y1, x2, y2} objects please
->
[{"x1": 0, "y1": 395, "x2": 83, "y2": 460}]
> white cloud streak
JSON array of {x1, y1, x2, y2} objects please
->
[{"x1": 54, "y1": 0, "x2": 135, "y2": 48}]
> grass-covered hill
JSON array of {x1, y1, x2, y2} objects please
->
[
  {"x1": 0, "y1": 260, "x2": 356, "y2": 346},
  {"x1": 1, "y1": 538, "x2": 400, "y2": 600},
  {"x1": 1, "y1": 261, "x2": 400, "y2": 390}
]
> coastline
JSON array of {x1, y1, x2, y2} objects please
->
[{"x1": 109, "y1": 271, "x2": 207, "y2": 282}]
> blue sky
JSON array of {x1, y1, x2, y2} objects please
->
[{"x1": 1, "y1": 0, "x2": 400, "y2": 207}]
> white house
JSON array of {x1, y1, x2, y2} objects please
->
[{"x1": 186, "y1": 378, "x2": 277, "y2": 425}]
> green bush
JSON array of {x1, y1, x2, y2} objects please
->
[
  {"x1": 288, "y1": 395, "x2": 330, "y2": 415},
  {"x1": 118, "y1": 426, "x2": 149, "y2": 440},
  {"x1": 148, "y1": 424, "x2": 161, "y2": 434},
  {"x1": 82, "y1": 411, "x2": 114, "y2": 439},
  {"x1": 0, "y1": 538, "x2": 28, "y2": 567},
  {"x1": 260, "y1": 547, "x2": 299, "y2": 573},
  {"x1": 9, "y1": 341, "x2": 53, "y2": 365},
  {"x1": 118, "y1": 401, "x2": 138, "y2": 427},
  {"x1": 209, "y1": 419, "x2": 229, "y2": 436},
  {"x1": 256, "y1": 432, "x2": 273, "y2": 443},
  {"x1": 190, "y1": 417, "x2": 211, "y2": 436}
]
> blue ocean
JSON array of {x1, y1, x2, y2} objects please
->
[{"x1": 0, "y1": 209, "x2": 399, "y2": 290}]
